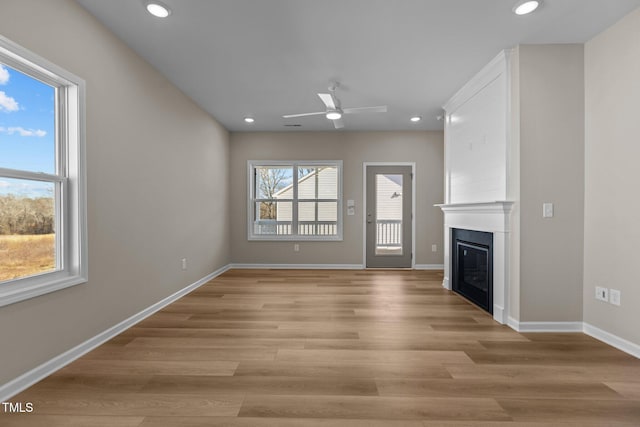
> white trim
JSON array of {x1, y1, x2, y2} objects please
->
[
  {"x1": 0, "y1": 35, "x2": 88, "y2": 307},
  {"x1": 0, "y1": 264, "x2": 231, "y2": 402},
  {"x1": 247, "y1": 160, "x2": 343, "y2": 241},
  {"x1": 437, "y1": 201, "x2": 515, "y2": 325},
  {"x1": 230, "y1": 263, "x2": 364, "y2": 270},
  {"x1": 443, "y1": 49, "x2": 513, "y2": 114},
  {"x1": 414, "y1": 264, "x2": 444, "y2": 270},
  {"x1": 362, "y1": 162, "x2": 416, "y2": 269},
  {"x1": 508, "y1": 320, "x2": 584, "y2": 333},
  {"x1": 584, "y1": 323, "x2": 640, "y2": 359}
]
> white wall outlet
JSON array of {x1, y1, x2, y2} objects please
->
[
  {"x1": 294, "y1": 244, "x2": 300, "y2": 252},
  {"x1": 181, "y1": 258, "x2": 187, "y2": 271},
  {"x1": 595, "y1": 286, "x2": 608, "y2": 302},
  {"x1": 432, "y1": 244, "x2": 437, "y2": 252},
  {"x1": 609, "y1": 289, "x2": 621, "y2": 306},
  {"x1": 543, "y1": 202, "x2": 554, "y2": 218}
]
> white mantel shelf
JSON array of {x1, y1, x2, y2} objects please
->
[{"x1": 435, "y1": 201, "x2": 514, "y2": 213}]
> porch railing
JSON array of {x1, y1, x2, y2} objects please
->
[{"x1": 376, "y1": 219, "x2": 402, "y2": 247}]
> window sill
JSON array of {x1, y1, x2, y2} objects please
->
[
  {"x1": 248, "y1": 235, "x2": 343, "y2": 242},
  {"x1": 0, "y1": 272, "x2": 88, "y2": 308}
]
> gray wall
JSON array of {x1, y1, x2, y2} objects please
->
[
  {"x1": 0, "y1": 0, "x2": 230, "y2": 383},
  {"x1": 517, "y1": 45, "x2": 585, "y2": 322},
  {"x1": 584, "y1": 8, "x2": 640, "y2": 344},
  {"x1": 229, "y1": 131, "x2": 444, "y2": 266}
]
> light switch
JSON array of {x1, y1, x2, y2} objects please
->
[
  {"x1": 347, "y1": 199, "x2": 355, "y2": 208},
  {"x1": 543, "y1": 203, "x2": 554, "y2": 218}
]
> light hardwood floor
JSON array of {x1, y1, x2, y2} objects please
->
[{"x1": 2, "y1": 269, "x2": 640, "y2": 426}]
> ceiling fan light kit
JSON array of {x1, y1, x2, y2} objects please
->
[
  {"x1": 326, "y1": 111, "x2": 342, "y2": 120},
  {"x1": 283, "y1": 82, "x2": 387, "y2": 129}
]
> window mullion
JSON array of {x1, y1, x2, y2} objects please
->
[{"x1": 292, "y1": 164, "x2": 298, "y2": 237}]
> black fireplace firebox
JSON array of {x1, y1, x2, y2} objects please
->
[{"x1": 451, "y1": 228, "x2": 493, "y2": 314}]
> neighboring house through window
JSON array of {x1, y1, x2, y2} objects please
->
[
  {"x1": 0, "y1": 36, "x2": 87, "y2": 306},
  {"x1": 248, "y1": 161, "x2": 342, "y2": 240}
]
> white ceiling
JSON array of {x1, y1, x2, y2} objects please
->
[{"x1": 76, "y1": 0, "x2": 640, "y2": 132}]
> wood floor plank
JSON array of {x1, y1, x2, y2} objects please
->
[
  {"x1": 58, "y1": 359, "x2": 239, "y2": 376},
  {"x1": 5, "y1": 269, "x2": 639, "y2": 425},
  {"x1": 11, "y1": 391, "x2": 243, "y2": 417},
  {"x1": 605, "y1": 382, "x2": 640, "y2": 399},
  {"x1": 445, "y1": 363, "x2": 640, "y2": 382},
  {"x1": 276, "y1": 348, "x2": 475, "y2": 364},
  {"x1": 376, "y1": 378, "x2": 621, "y2": 399},
  {"x1": 233, "y1": 360, "x2": 452, "y2": 379},
  {"x1": 124, "y1": 336, "x2": 306, "y2": 349},
  {"x1": 138, "y1": 416, "x2": 424, "y2": 426},
  {"x1": 0, "y1": 415, "x2": 144, "y2": 427},
  {"x1": 238, "y1": 395, "x2": 511, "y2": 421},
  {"x1": 497, "y1": 398, "x2": 640, "y2": 423},
  {"x1": 81, "y1": 346, "x2": 278, "y2": 361},
  {"x1": 140, "y1": 375, "x2": 379, "y2": 396}
]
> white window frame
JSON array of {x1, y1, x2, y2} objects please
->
[
  {"x1": 0, "y1": 36, "x2": 87, "y2": 307},
  {"x1": 247, "y1": 160, "x2": 343, "y2": 241}
]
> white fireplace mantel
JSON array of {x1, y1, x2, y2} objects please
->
[{"x1": 436, "y1": 201, "x2": 515, "y2": 324}]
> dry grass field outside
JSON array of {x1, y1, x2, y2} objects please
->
[{"x1": 0, "y1": 234, "x2": 55, "y2": 282}]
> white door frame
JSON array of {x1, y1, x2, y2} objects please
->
[{"x1": 362, "y1": 162, "x2": 416, "y2": 269}]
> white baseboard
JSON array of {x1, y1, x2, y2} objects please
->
[
  {"x1": 414, "y1": 264, "x2": 444, "y2": 270},
  {"x1": 442, "y1": 277, "x2": 451, "y2": 290},
  {"x1": 493, "y1": 305, "x2": 505, "y2": 324},
  {"x1": 584, "y1": 323, "x2": 640, "y2": 359},
  {"x1": 505, "y1": 319, "x2": 639, "y2": 359},
  {"x1": 229, "y1": 263, "x2": 364, "y2": 270},
  {"x1": 0, "y1": 264, "x2": 231, "y2": 402},
  {"x1": 507, "y1": 319, "x2": 584, "y2": 333}
]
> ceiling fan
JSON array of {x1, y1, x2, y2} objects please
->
[{"x1": 283, "y1": 83, "x2": 387, "y2": 129}]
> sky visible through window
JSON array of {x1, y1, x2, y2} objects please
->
[{"x1": 0, "y1": 63, "x2": 55, "y2": 197}]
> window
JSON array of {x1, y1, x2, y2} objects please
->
[
  {"x1": 0, "y1": 36, "x2": 87, "y2": 306},
  {"x1": 248, "y1": 161, "x2": 342, "y2": 241}
]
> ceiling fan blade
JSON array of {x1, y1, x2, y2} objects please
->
[
  {"x1": 282, "y1": 111, "x2": 325, "y2": 118},
  {"x1": 333, "y1": 118, "x2": 345, "y2": 129},
  {"x1": 343, "y1": 105, "x2": 388, "y2": 114},
  {"x1": 318, "y1": 93, "x2": 336, "y2": 109}
]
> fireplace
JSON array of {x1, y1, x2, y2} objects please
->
[{"x1": 452, "y1": 228, "x2": 493, "y2": 314}]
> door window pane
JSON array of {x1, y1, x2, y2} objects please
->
[{"x1": 375, "y1": 174, "x2": 403, "y2": 255}]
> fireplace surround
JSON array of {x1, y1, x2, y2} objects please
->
[{"x1": 437, "y1": 201, "x2": 514, "y2": 323}]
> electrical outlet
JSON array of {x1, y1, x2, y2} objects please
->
[
  {"x1": 609, "y1": 289, "x2": 621, "y2": 306},
  {"x1": 181, "y1": 258, "x2": 187, "y2": 271},
  {"x1": 595, "y1": 286, "x2": 608, "y2": 302},
  {"x1": 431, "y1": 244, "x2": 437, "y2": 252},
  {"x1": 294, "y1": 244, "x2": 300, "y2": 252}
]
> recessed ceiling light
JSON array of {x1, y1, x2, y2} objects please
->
[
  {"x1": 326, "y1": 111, "x2": 342, "y2": 120},
  {"x1": 410, "y1": 116, "x2": 422, "y2": 123},
  {"x1": 513, "y1": 0, "x2": 541, "y2": 15},
  {"x1": 145, "y1": 1, "x2": 171, "y2": 18},
  {"x1": 244, "y1": 117, "x2": 255, "y2": 124}
]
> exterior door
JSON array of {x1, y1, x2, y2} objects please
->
[{"x1": 366, "y1": 165, "x2": 412, "y2": 268}]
